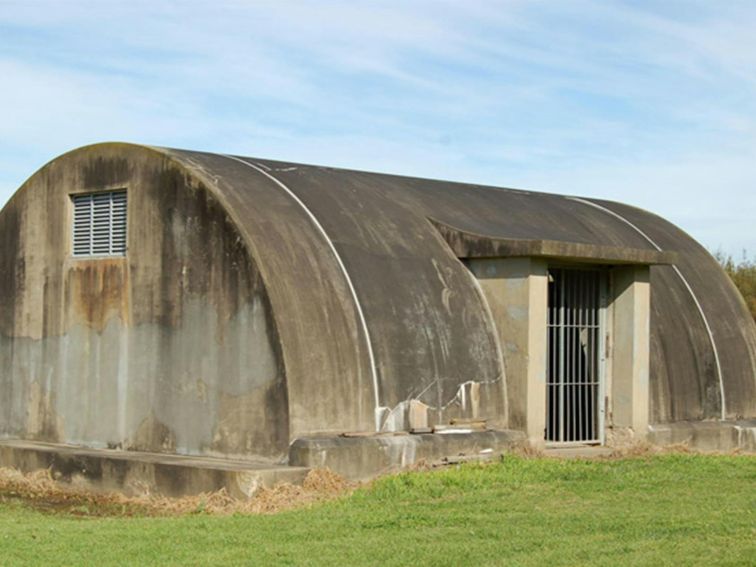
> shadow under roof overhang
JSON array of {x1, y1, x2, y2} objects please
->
[{"x1": 431, "y1": 221, "x2": 677, "y2": 266}]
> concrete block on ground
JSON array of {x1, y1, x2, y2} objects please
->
[
  {"x1": 289, "y1": 429, "x2": 526, "y2": 481},
  {"x1": 408, "y1": 400, "x2": 429, "y2": 430},
  {"x1": 647, "y1": 420, "x2": 756, "y2": 452}
]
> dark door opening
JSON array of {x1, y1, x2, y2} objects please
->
[{"x1": 546, "y1": 267, "x2": 604, "y2": 443}]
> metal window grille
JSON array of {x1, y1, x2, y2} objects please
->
[
  {"x1": 546, "y1": 268, "x2": 606, "y2": 443},
  {"x1": 72, "y1": 190, "x2": 127, "y2": 257}
]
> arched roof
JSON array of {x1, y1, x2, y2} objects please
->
[
  {"x1": 161, "y1": 146, "x2": 756, "y2": 423},
  {"x1": 5, "y1": 143, "x2": 756, "y2": 426}
]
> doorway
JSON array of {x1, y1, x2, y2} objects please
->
[{"x1": 546, "y1": 267, "x2": 606, "y2": 443}]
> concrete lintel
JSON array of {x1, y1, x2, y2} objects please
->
[{"x1": 431, "y1": 220, "x2": 676, "y2": 265}]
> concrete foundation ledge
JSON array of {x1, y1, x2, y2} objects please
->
[
  {"x1": 0, "y1": 439, "x2": 309, "y2": 499},
  {"x1": 647, "y1": 420, "x2": 756, "y2": 452},
  {"x1": 289, "y1": 429, "x2": 527, "y2": 481}
]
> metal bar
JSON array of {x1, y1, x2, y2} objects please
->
[
  {"x1": 578, "y1": 270, "x2": 584, "y2": 442},
  {"x1": 595, "y1": 272, "x2": 600, "y2": 441},
  {"x1": 552, "y1": 288, "x2": 557, "y2": 441},
  {"x1": 559, "y1": 270, "x2": 565, "y2": 442},
  {"x1": 546, "y1": 267, "x2": 605, "y2": 444},
  {"x1": 586, "y1": 271, "x2": 592, "y2": 442},
  {"x1": 547, "y1": 271, "x2": 553, "y2": 441},
  {"x1": 589, "y1": 276, "x2": 595, "y2": 442},
  {"x1": 570, "y1": 271, "x2": 576, "y2": 442},
  {"x1": 590, "y1": 274, "x2": 596, "y2": 441},
  {"x1": 580, "y1": 272, "x2": 593, "y2": 446},
  {"x1": 598, "y1": 270, "x2": 607, "y2": 443},
  {"x1": 588, "y1": 272, "x2": 592, "y2": 442},
  {"x1": 547, "y1": 274, "x2": 553, "y2": 441},
  {"x1": 564, "y1": 270, "x2": 573, "y2": 441},
  {"x1": 567, "y1": 271, "x2": 571, "y2": 444},
  {"x1": 593, "y1": 329, "x2": 598, "y2": 440}
]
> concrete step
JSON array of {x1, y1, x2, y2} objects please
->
[
  {"x1": 290, "y1": 429, "x2": 527, "y2": 480},
  {"x1": 0, "y1": 439, "x2": 309, "y2": 499},
  {"x1": 648, "y1": 420, "x2": 756, "y2": 452}
]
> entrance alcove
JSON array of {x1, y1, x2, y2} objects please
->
[{"x1": 458, "y1": 236, "x2": 662, "y2": 447}]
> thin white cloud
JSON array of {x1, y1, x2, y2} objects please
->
[{"x1": 0, "y1": 0, "x2": 754, "y2": 255}]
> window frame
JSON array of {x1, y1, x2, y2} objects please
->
[{"x1": 69, "y1": 188, "x2": 128, "y2": 258}]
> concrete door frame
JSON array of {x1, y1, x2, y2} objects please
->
[{"x1": 468, "y1": 258, "x2": 651, "y2": 448}]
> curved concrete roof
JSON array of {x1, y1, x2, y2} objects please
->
[
  {"x1": 159, "y1": 145, "x2": 756, "y2": 424},
  {"x1": 6, "y1": 143, "x2": 756, "y2": 429}
]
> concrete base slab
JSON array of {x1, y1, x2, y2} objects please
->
[
  {"x1": 0, "y1": 439, "x2": 310, "y2": 499},
  {"x1": 289, "y1": 429, "x2": 526, "y2": 480},
  {"x1": 648, "y1": 420, "x2": 756, "y2": 452}
]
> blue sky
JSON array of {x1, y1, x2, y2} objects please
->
[{"x1": 1, "y1": 0, "x2": 754, "y2": 256}]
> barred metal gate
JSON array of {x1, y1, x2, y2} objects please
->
[{"x1": 546, "y1": 268, "x2": 606, "y2": 444}]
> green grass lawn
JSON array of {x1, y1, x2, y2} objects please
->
[{"x1": 0, "y1": 454, "x2": 754, "y2": 566}]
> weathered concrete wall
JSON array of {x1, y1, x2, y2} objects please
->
[
  {"x1": 164, "y1": 150, "x2": 508, "y2": 436},
  {"x1": 467, "y1": 258, "x2": 547, "y2": 446},
  {"x1": 589, "y1": 199, "x2": 756, "y2": 422},
  {"x1": 609, "y1": 266, "x2": 650, "y2": 437},
  {"x1": 3, "y1": 142, "x2": 754, "y2": 468},
  {"x1": 160, "y1": 151, "x2": 378, "y2": 438},
  {"x1": 0, "y1": 145, "x2": 289, "y2": 461}
]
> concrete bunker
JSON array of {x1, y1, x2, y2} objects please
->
[{"x1": 1, "y1": 143, "x2": 755, "y2": 495}]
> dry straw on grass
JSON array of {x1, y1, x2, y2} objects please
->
[
  {"x1": 0, "y1": 445, "x2": 743, "y2": 517},
  {"x1": 0, "y1": 467, "x2": 352, "y2": 517}
]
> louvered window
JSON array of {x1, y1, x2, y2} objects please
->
[{"x1": 71, "y1": 190, "x2": 127, "y2": 257}]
